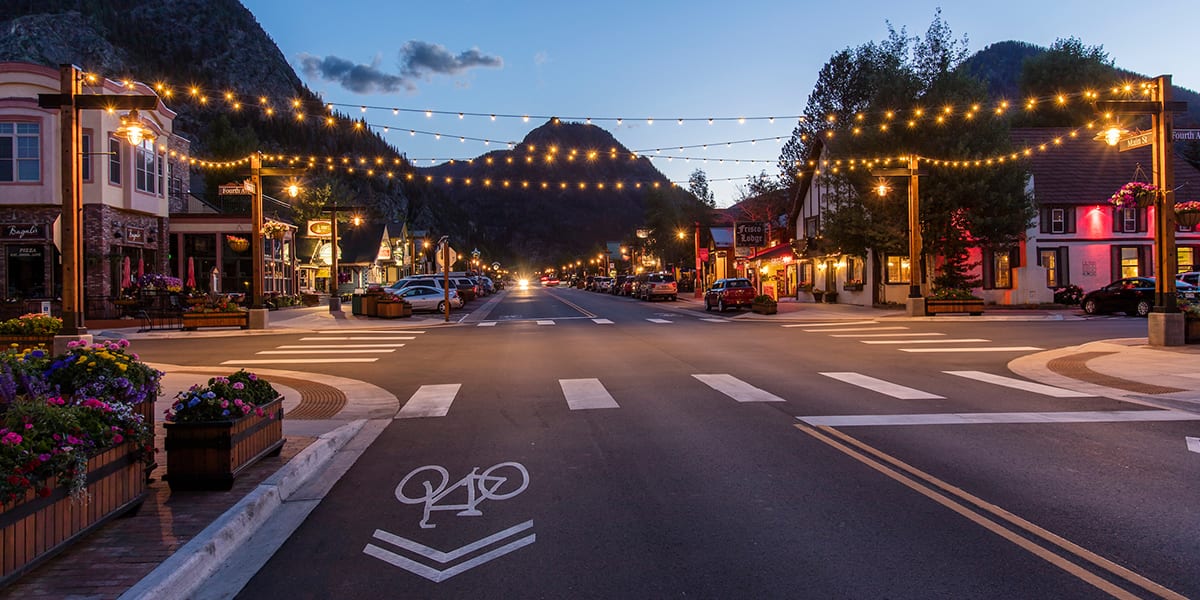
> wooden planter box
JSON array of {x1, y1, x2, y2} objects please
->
[
  {"x1": 163, "y1": 397, "x2": 285, "y2": 491},
  {"x1": 0, "y1": 441, "x2": 147, "y2": 586},
  {"x1": 361, "y1": 294, "x2": 380, "y2": 317},
  {"x1": 1186, "y1": 319, "x2": 1200, "y2": 344},
  {"x1": 376, "y1": 302, "x2": 412, "y2": 319},
  {"x1": 926, "y1": 299, "x2": 985, "y2": 316},
  {"x1": 752, "y1": 302, "x2": 778, "y2": 315},
  {"x1": 181, "y1": 312, "x2": 249, "y2": 331},
  {"x1": 0, "y1": 334, "x2": 55, "y2": 348}
]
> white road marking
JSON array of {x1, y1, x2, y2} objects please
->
[
  {"x1": 901, "y1": 346, "x2": 1043, "y2": 353},
  {"x1": 692, "y1": 374, "x2": 785, "y2": 403},
  {"x1": 276, "y1": 344, "x2": 406, "y2": 348},
  {"x1": 700, "y1": 318, "x2": 730, "y2": 323},
  {"x1": 646, "y1": 318, "x2": 672, "y2": 324},
  {"x1": 861, "y1": 338, "x2": 989, "y2": 345},
  {"x1": 944, "y1": 371, "x2": 1093, "y2": 398},
  {"x1": 804, "y1": 326, "x2": 910, "y2": 333},
  {"x1": 220, "y1": 358, "x2": 378, "y2": 365},
  {"x1": 1186, "y1": 437, "x2": 1200, "y2": 454},
  {"x1": 477, "y1": 322, "x2": 498, "y2": 327},
  {"x1": 819, "y1": 372, "x2": 943, "y2": 400},
  {"x1": 317, "y1": 330, "x2": 424, "y2": 334},
  {"x1": 301, "y1": 336, "x2": 414, "y2": 341},
  {"x1": 592, "y1": 318, "x2": 614, "y2": 324},
  {"x1": 537, "y1": 320, "x2": 555, "y2": 326},
  {"x1": 830, "y1": 332, "x2": 945, "y2": 338},
  {"x1": 397, "y1": 384, "x2": 461, "y2": 419},
  {"x1": 364, "y1": 521, "x2": 536, "y2": 583},
  {"x1": 798, "y1": 410, "x2": 1200, "y2": 427},
  {"x1": 256, "y1": 348, "x2": 397, "y2": 354},
  {"x1": 782, "y1": 321, "x2": 879, "y2": 328},
  {"x1": 559, "y1": 378, "x2": 620, "y2": 410}
]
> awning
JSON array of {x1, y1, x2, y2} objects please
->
[
  {"x1": 710, "y1": 227, "x2": 734, "y2": 249},
  {"x1": 748, "y1": 243, "x2": 796, "y2": 262}
]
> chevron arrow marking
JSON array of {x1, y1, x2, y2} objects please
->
[{"x1": 363, "y1": 520, "x2": 535, "y2": 582}]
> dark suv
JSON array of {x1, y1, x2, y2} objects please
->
[{"x1": 704, "y1": 278, "x2": 756, "y2": 311}]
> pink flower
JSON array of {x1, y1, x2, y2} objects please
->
[
  {"x1": 113, "y1": 434, "x2": 124, "y2": 444},
  {"x1": 232, "y1": 382, "x2": 245, "y2": 390},
  {"x1": 2, "y1": 432, "x2": 23, "y2": 445},
  {"x1": 66, "y1": 435, "x2": 82, "y2": 445},
  {"x1": 220, "y1": 400, "x2": 229, "y2": 409},
  {"x1": 255, "y1": 407, "x2": 265, "y2": 417},
  {"x1": 24, "y1": 423, "x2": 33, "y2": 430}
]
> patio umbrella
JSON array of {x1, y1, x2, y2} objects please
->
[
  {"x1": 186, "y1": 257, "x2": 196, "y2": 288},
  {"x1": 121, "y1": 256, "x2": 131, "y2": 289},
  {"x1": 137, "y1": 256, "x2": 145, "y2": 281}
]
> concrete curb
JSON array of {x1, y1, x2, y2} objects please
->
[{"x1": 118, "y1": 419, "x2": 368, "y2": 600}]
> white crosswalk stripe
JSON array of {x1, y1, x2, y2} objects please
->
[
  {"x1": 397, "y1": 384, "x2": 461, "y2": 419},
  {"x1": 560, "y1": 378, "x2": 620, "y2": 410},
  {"x1": 861, "y1": 338, "x2": 989, "y2": 345},
  {"x1": 692, "y1": 374, "x2": 785, "y2": 403},
  {"x1": 477, "y1": 322, "x2": 498, "y2": 327},
  {"x1": 537, "y1": 320, "x2": 555, "y2": 326},
  {"x1": 798, "y1": 410, "x2": 1199, "y2": 427},
  {"x1": 276, "y1": 344, "x2": 405, "y2": 348},
  {"x1": 783, "y1": 321, "x2": 879, "y2": 328},
  {"x1": 316, "y1": 330, "x2": 424, "y2": 334},
  {"x1": 830, "y1": 332, "x2": 944, "y2": 338},
  {"x1": 943, "y1": 371, "x2": 1092, "y2": 397},
  {"x1": 221, "y1": 358, "x2": 378, "y2": 365},
  {"x1": 819, "y1": 372, "x2": 943, "y2": 399},
  {"x1": 592, "y1": 318, "x2": 614, "y2": 324},
  {"x1": 301, "y1": 336, "x2": 414, "y2": 341},
  {"x1": 256, "y1": 348, "x2": 398, "y2": 354},
  {"x1": 804, "y1": 326, "x2": 910, "y2": 333},
  {"x1": 901, "y1": 347, "x2": 1042, "y2": 353},
  {"x1": 646, "y1": 318, "x2": 672, "y2": 324},
  {"x1": 700, "y1": 318, "x2": 730, "y2": 323}
]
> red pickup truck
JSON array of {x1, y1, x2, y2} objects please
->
[{"x1": 704, "y1": 278, "x2": 757, "y2": 311}]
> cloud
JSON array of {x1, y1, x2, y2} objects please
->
[
  {"x1": 298, "y1": 53, "x2": 410, "y2": 94},
  {"x1": 298, "y1": 41, "x2": 503, "y2": 95},
  {"x1": 399, "y1": 41, "x2": 503, "y2": 78},
  {"x1": 534, "y1": 51, "x2": 550, "y2": 66}
]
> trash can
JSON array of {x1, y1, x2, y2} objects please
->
[{"x1": 351, "y1": 293, "x2": 364, "y2": 315}]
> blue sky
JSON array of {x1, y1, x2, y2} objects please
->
[{"x1": 242, "y1": 0, "x2": 1199, "y2": 206}]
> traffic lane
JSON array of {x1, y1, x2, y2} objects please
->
[
  {"x1": 485, "y1": 285, "x2": 595, "y2": 321},
  {"x1": 820, "y1": 420, "x2": 1200, "y2": 597},
  {"x1": 238, "y1": 367, "x2": 1108, "y2": 598}
]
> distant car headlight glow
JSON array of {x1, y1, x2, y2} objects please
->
[{"x1": 519, "y1": 279, "x2": 529, "y2": 289}]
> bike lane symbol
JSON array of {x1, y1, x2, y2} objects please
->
[{"x1": 363, "y1": 462, "x2": 535, "y2": 583}]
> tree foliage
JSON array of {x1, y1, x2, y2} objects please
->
[{"x1": 687, "y1": 169, "x2": 716, "y2": 209}]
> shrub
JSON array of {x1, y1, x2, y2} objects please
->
[
  {"x1": 929, "y1": 287, "x2": 982, "y2": 301},
  {"x1": 0, "y1": 314, "x2": 62, "y2": 336},
  {"x1": 753, "y1": 294, "x2": 777, "y2": 304},
  {"x1": 1052, "y1": 284, "x2": 1084, "y2": 306}
]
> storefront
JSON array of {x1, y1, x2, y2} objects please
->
[{"x1": 1, "y1": 221, "x2": 58, "y2": 299}]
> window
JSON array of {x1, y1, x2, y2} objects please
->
[
  {"x1": 1178, "y1": 248, "x2": 1196, "y2": 274},
  {"x1": 983, "y1": 247, "x2": 1019, "y2": 289},
  {"x1": 846, "y1": 257, "x2": 864, "y2": 285},
  {"x1": 81, "y1": 132, "x2": 92, "y2": 181},
  {"x1": 0, "y1": 122, "x2": 41, "y2": 182},
  {"x1": 884, "y1": 254, "x2": 910, "y2": 284},
  {"x1": 108, "y1": 137, "x2": 121, "y2": 184},
  {"x1": 1120, "y1": 208, "x2": 1137, "y2": 233},
  {"x1": 135, "y1": 140, "x2": 157, "y2": 193},
  {"x1": 1114, "y1": 246, "x2": 1146, "y2": 279},
  {"x1": 1050, "y1": 208, "x2": 1065, "y2": 233},
  {"x1": 1040, "y1": 206, "x2": 1075, "y2": 234},
  {"x1": 804, "y1": 216, "x2": 819, "y2": 239},
  {"x1": 1038, "y1": 248, "x2": 1070, "y2": 288}
]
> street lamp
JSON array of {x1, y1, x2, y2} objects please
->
[
  {"x1": 872, "y1": 156, "x2": 926, "y2": 316},
  {"x1": 317, "y1": 204, "x2": 365, "y2": 312},
  {"x1": 38, "y1": 65, "x2": 157, "y2": 352},
  {"x1": 247, "y1": 152, "x2": 305, "y2": 327}
]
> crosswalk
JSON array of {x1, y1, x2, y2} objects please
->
[
  {"x1": 394, "y1": 370, "x2": 1103, "y2": 419},
  {"x1": 221, "y1": 329, "x2": 427, "y2": 365},
  {"x1": 784, "y1": 320, "x2": 1043, "y2": 353},
  {"x1": 476, "y1": 316, "x2": 731, "y2": 326}
]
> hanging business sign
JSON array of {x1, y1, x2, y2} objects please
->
[
  {"x1": 735, "y1": 222, "x2": 767, "y2": 247},
  {"x1": 125, "y1": 227, "x2": 145, "y2": 244},
  {"x1": 308, "y1": 220, "x2": 333, "y2": 239}
]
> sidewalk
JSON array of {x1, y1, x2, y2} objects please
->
[{"x1": 2, "y1": 301, "x2": 1197, "y2": 599}]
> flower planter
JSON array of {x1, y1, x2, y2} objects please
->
[
  {"x1": 926, "y1": 299, "x2": 985, "y2": 316},
  {"x1": 181, "y1": 312, "x2": 249, "y2": 331},
  {"x1": 0, "y1": 334, "x2": 55, "y2": 348},
  {"x1": 843, "y1": 283, "x2": 864, "y2": 292},
  {"x1": 376, "y1": 301, "x2": 412, "y2": 319},
  {"x1": 361, "y1": 294, "x2": 379, "y2": 317},
  {"x1": 812, "y1": 291, "x2": 825, "y2": 303},
  {"x1": 751, "y1": 301, "x2": 778, "y2": 315},
  {"x1": 0, "y1": 441, "x2": 147, "y2": 586},
  {"x1": 824, "y1": 292, "x2": 838, "y2": 303},
  {"x1": 1186, "y1": 319, "x2": 1200, "y2": 344},
  {"x1": 1177, "y1": 211, "x2": 1200, "y2": 228},
  {"x1": 164, "y1": 397, "x2": 285, "y2": 491}
]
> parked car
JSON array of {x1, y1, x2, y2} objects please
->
[
  {"x1": 637, "y1": 272, "x2": 677, "y2": 301},
  {"x1": 454, "y1": 277, "x2": 479, "y2": 301},
  {"x1": 1178, "y1": 271, "x2": 1200, "y2": 287},
  {"x1": 704, "y1": 278, "x2": 757, "y2": 312},
  {"x1": 388, "y1": 285, "x2": 462, "y2": 312},
  {"x1": 594, "y1": 276, "x2": 613, "y2": 292},
  {"x1": 610, "y1": 275, "x2": 629, "y2": 295},
  {"x1": 1080, "y1": 277, "x2": 1200, "y2": 317}
]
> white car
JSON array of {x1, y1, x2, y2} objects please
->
[{"x1": 388, "y1": 285, "x2": 462, "y2": 312}]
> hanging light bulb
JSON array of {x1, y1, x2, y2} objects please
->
[{"x1": 115, "y1": 109, "x2": 154, "y2": 146}]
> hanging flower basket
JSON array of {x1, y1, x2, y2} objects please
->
[
  {"x1": 1109, "y1": 182, "x2": 1157, "y2": 209},
  {"x1": 1175, "y1": 200, "x2": 1200, "y2": 228},
  {"x1": 260, "y1": 221, "x2": 290, "y2": 240},
  {"x1": 226, "y1": 235, "x2": 250, "y2": 253}
]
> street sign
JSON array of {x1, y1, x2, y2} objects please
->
[
  {"x1": 1175, "y1": 129, "x2": 1200, "y2": 141},
  {"x1": 735, "y1": 222, "x2": 767, "y2": 247},
  {"x1": 1118, "y1": 131, "x2": 1154, "y2": 152},
  {"x1": 219, "y1": 183, "x2": 247, "y2": 196}
]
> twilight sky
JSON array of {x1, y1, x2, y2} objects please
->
[{"x1": 241, "y1": 0, "x2": 1199, "y2": 206}]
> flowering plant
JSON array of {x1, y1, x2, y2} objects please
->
[
  {"x1": 261, "y1": 221, "x2": 290, "y2": 238},
  {"x1": 0, "y1": 314, "x2": 62, "y2": 336},
  {"x1": 226, "y1": 235, "x2": 250, "y2": 252},
  {"x1": 43, "y1": 340, "x2": 162, "y2": 407},
  {"x1": 165, "y1": 370, "x2": 280, "y2": 423},
  {"x1": 1175, "y1": 200, "x2": 1200, "y2": 213},
  {"x1": 1180, "y1": 299, "x2": 1200, "y2": 321},
  {"x1": 1109, "y1": 182, "x2": 1158, "y2": 208},
  {"x1": 0, "y1": 347, "x2": 52, "y2": 405},
  {"x1": 1, "y1": 396, "x2": 151, "y2": 502},
  {"x1": 138, "y1": 273, "x2": 183, "y2": 292},
  {"x1": 183, "y1": 294, "x2": 247, "y2": 314}
]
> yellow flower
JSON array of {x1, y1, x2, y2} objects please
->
[{"x1": 118, "y1": 364, "x2": 128, "y2": 372}]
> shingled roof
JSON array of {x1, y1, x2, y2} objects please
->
[{"x1": 1011, "y1": 128, "x2": 1200, "y2": 205}]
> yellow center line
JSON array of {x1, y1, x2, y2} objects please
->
[
  {"x1": 795, "y1": 424, "x2": 1185, "y2": 600},
  {"x1": 546, "y1": 290, "x2": 597, "y2": 318}
]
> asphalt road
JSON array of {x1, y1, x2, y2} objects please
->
[{"x1": 133, "y1": 286, "x2": 1200, "y2": 599}]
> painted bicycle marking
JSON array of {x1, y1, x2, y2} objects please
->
[{"x1": 395, "y1": 462, "x2": 530, "y2": 529}]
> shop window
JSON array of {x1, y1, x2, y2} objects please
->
[
  {"x1": 884, "y1": 254, "x2": 910, "y2": 284},
  {"x1": 1038, "y1": 248, "x2": 1071, "y2": 288},
  {"x1": 845, "y1": 257, "x2": 864, "y2": 288},
  {"x1": 983, "y1": 247, "x2": 1018, "y2": 289},
  {"x1": 0, "y1": 122, "x2": 41, "y2": 183},
  {"x1": 1178, "y1": 247, "x2": 1196, "y2": 274},
  {"x1": 799, "y1": 262, "x2": 814, "y2": 288},
  {"x1": 1113, "y1": 246, "x2": 1146, "y2": 279},
  {"x1": 108, "y1": 137, "x2": 121, "y2": 184},
  {"x1": 6, "y1": 245, "x2": 48, "y2": 298}
]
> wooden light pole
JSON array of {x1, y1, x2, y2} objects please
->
[
  {"x1": 248, "y1": 153, "x2": 305, "y2": 325},
  {"x1": 872, "y1": 155, "x2": 926, "y2": 316}
]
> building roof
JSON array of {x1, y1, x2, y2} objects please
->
[
  {"x1": 710, "y1": 227, "x2": 734, "y2": 249},
  {"x1": 1011, "y1": 128, "x2": 1200, "y2": 205}
]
